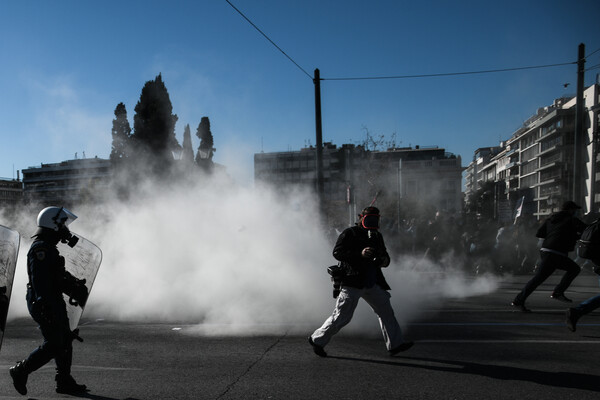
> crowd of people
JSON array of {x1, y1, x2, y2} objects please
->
[
  {"x1": 3, "y1": 201, "x2": 599, "y2": 394},
  {"x1": 379, "y1": 211, "x2": 543, "y2": 275},
  {"x1": 310, "y1": 201, "x2": 600, "y2": 358}
]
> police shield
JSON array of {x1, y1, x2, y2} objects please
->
[
  {"x1": 59, "y1": 233, "x2": 102, "y2": 331},
  {"x1": 0, "y1": 225, "x2": 20, "y2": 351}
]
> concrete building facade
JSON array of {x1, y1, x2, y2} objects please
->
[
  {"x1": 0, "y1": 177, "x2": 23, "y2": 208},
  {"x1": 255, "y1": 143, "x2": 463, "y2": 228},
  {"x1": 467, "y1": 84, "x2": 600, "y2": 220},
  {"x1": 22, "y1": 157, "x2": 111, "y2": 206}
]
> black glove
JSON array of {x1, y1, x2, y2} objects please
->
[
  {"x1": 31, "y1": 298, "x2": 52, "y2": 325},
  {"x1": 64, "y1": 276, "x2": 89, "y2": 308},
  {"x1": 71, "y1": 328, "x2": 84, "y2": 343},
  {"x1": 69, "y1": 279, "x2": 89, "y2": 307}
]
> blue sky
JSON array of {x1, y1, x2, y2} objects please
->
[{"x1": 1, "y1": 0, "x2": 599, "y2": 184}]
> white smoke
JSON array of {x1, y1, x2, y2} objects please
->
[{"x1": 3, "y1": 173, "x2": 500, "y2": 336}]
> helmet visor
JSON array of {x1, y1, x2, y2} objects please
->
[{"x1": 55, "y1": 207, "x2": 78, "y2": 227}]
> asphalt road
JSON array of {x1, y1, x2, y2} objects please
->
[{"x1": 1, "y1": 272, "x2": 600, "y2": 399}]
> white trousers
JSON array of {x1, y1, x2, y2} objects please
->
[{"x1": 311, "y1": 285, "x2": 403, "y2": 351}]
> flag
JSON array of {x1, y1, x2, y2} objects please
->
[{"x1": 513, "y1": 196, "x2": 525, "y2": 224}]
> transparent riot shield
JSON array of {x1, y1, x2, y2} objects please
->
[
  {"x1": 59, "y1": 233, "x2": 102, "y2": 331},
  {"x1": 0, "y1": 225, "x2": 20, "y2": 351}
]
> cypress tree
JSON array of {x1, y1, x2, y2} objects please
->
[
  {"x1": 132, "y1": 73, "x2": 180, "y2": 170},
  {"x1": 181, "y1": 124, "x2": 194, "y2": 164},
  {"x1": 195, "y1": 116, "x2": 215, "y2": 172},
  {"x1": 110, "y1": 102, "x2": 131, "y2": 166}
]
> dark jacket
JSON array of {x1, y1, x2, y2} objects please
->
[
  {"x1": 536, "y1": 211, "x2": 587, "y2": 253},
  {"x1": 333, "y1": 225, "x2": 391, "y2": 290},
  {"x1": 26, "y1": 239, "x2": 73, "y2": 323}
]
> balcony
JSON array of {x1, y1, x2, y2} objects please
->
[{"x1": 536, "y1": 161, "x2": 561, "y2": 172}]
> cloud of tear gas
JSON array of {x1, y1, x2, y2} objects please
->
[{"x1": 2, "y1": 172, "x2": 500, "y2": 336}]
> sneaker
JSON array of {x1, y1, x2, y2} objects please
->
[
  {"x1": 389, "y1": 341, "x2": 414, "y2": 356},
  {"x1": 56, "y1": 374, "x2": 88, "y2": 394},
  {"x1": 511, "y1": 301, "x2": 531, "y2": 313},
  {"x1": 9, "y1": 361, "x2": 28, "y2": 395},
  {"x1": 566, "y1": 308, "x2": 581, "y2": 332},
  {"x1": 551, "y1": 293, "x2": 572, "y2": 303},
  {"x1": 308, "y1": 337, "x2": 327, "y2": 357}
]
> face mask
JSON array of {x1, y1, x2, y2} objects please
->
[
  {"x1": 361, "y1": 214, "x2": 380, "y2": 230},
  {"x1": 58, "y1": 226, "x2": 79, "y2": 248}
]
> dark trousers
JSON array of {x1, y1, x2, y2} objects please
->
[
  {"x1": 24, "y1": 300, "x2": 73, "y2": 375},
  {"x1": 513, "y1": 251, "x2": 580, "y2": 304}
]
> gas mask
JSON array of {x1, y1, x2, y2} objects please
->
[
  {"x1": 58, "y1": 226, "x2": 79, "y2": 248},
  {"x1": 360, "y1": 214, "x2": 380, "y2": 230}
]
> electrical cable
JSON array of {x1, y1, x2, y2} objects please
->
[
  {"x1": 225, "y1": 1, "x2": 591, "y2": 84},
  {"x1": 224, "y1": 0, "x2": 313, "y2": 80},
  {"x1": 321, "y1": 62, "x2": 576, "y2": 81},
  {"x1": 586, "y1": 47, "x2": 600, "y2": 59}
]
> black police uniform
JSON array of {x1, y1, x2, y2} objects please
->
[
  {"x1": 25, "y1": 238, "x2": 75, "y2": 375},
  {"x1": 9, "y1": 232, "x2": 87, "y2": 395}
]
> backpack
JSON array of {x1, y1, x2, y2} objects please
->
[{"x1": 577, "y1": 219, "x2": 600, "y2": 260}]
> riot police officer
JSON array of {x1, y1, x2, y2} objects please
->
[{"x1": 9, "y1": 207, "x2": 88, "y2": 395}]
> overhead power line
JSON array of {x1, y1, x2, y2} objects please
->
[
  {"x1": 321, "y1": 62, "x2": 577, "y2": 81},
  {"x1": 586, "y1": 47, "x2": 600, "y2": 59},
  {"x1": 225, "y1": 1, "x2": 589, "y2": 83},
  {"x1": 224, "y1": 0, "x2": 313, "y2": 80}
]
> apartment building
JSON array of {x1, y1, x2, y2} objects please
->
[
  {"x1": 469, "y1": 84, "x2": 600, "y2": 219},
  {"x1": 464, "y1": 147, "x2": 502, "y2": 206},
  {"x1": 22, "y1": 157, "x2": 112, "y2": 206},
  {"x1": 0, "y1": 177, "x2": 22, "y2": 208},
  {"x1": 255, "y1": 143, "x2": 463, "y2": 228}
]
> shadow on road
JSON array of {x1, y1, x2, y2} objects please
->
[
  {"x1": 329, "y1": 355, "x2": 600, "y2": 392},
  {"x1": 69, "y1": 393, "x2": 143, "y2": 400}
]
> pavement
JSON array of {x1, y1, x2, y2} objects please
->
[{"x1": 1, "y1": 272, "x2": 600, "y2": 399}]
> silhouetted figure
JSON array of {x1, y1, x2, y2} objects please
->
[
  {"x1": 511, "y1": 201, "x2": 587, "y2": 312},
  {"x1": 566, "y1": 217, "x2": 600, "y2": 331},
  {"x1": 309, "y1": 207, "x2": 413, "y2": 357},
  {"x1": 494, "y1": 223, "x2": 517, "y2": 272},
  {"x1": 0, "y1": 286, "x2": 8, "y2": 332},
  {"x1": 9, "y1": 207, "x2": 88, "y2": 396},
  {"x1": 515, "y1": 217, "x2": 540, "y2": 274}
]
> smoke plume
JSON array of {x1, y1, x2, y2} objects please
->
[{"x1": 2, "y1": 172, "x2": 499, "y2": 336}]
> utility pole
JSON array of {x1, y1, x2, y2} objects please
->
[
  {"x1": 314, "y1": 69, "x2": 324, "y2": 201},
  {"x1": 591, "y1": 100, "x2": 600, "y2": 213},
  {"x1": 573, "y1": 43, "x2": 585, "y2": 207}
]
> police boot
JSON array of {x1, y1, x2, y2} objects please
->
[
  {"x1": 55, "y1": 374, "x2": 88, "y2": 394},
  {"x1": 9, "y1": 360, "x2": 29, "y2": 395}
]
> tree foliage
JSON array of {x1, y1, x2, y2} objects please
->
[
  {"x1": 109, "y1": 74, "x2": 220, "y2": 183},
  {"x1": 110, "y1": 102, "x2": 131, "y2": 165},
  {"x1": 132, "y1": 73, "x2": 180, "y2": 166},
  {"x1": 195, "y1": 116, "x2": 215, "y2": 172},
  {"x1": 181, "y1": 124, "x2": 194, "y2": 164}
]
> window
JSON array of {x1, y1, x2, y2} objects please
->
[
  {"x1": 521, "y1": 160, "x2": 538, "y2": 175},
  {"x1": 521, "y1": 145, "x2": 539, "y2": 162},
  {"x1": 540, "y1": 136, "x2": 562, "y2": 152}
]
